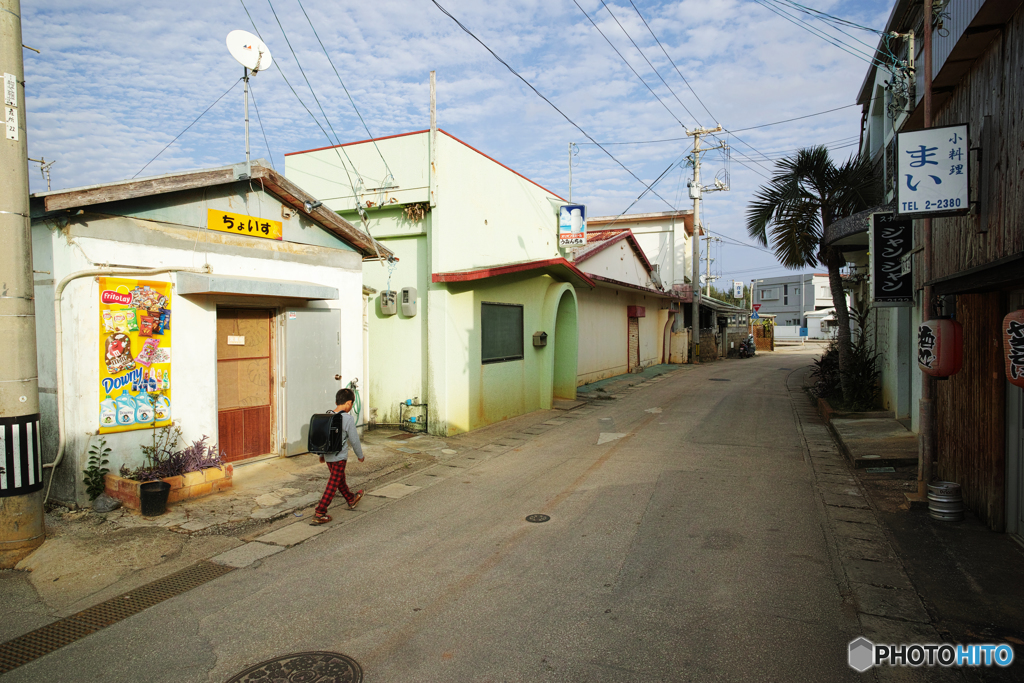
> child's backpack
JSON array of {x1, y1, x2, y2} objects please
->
[{"x1": 307, "y1": 411, "x2": 346, "y2": 454}]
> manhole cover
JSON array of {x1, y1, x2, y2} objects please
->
[
  {"x1": 227, "y1": 651, "x2": 362, "y2": 683},
  {"x1": 709, "y1": 378, "x2": 732, "y2": 382},
  {"x1": 526, "y1": 514, "x2": 550, "y2": 523}
]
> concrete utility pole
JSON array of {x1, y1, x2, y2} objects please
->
[
  {"x1": 908, "y1": 1, "x2": 936, "y2": 505},
  {"x1": 687, "y1": 125, "x2": 722, "y2": 364},
  {"x1": 0, "y1": 0, "x2": 44, "y2": 569},
  {"x1": 703, "y1": 230, "x2": 721, "y2": 297}
]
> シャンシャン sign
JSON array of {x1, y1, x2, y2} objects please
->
[{"x1": 869, "y1": 212, "x2": 913, "y2": 306}]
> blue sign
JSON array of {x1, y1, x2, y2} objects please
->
[
  {"x1": 800, "y1": 327, "x2": 808, "y2": 337},
  {"x1": 751, "y1": 311, "x2": 759, "y2": 319}
]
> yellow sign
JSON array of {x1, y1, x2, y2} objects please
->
[
  {"x1": 207, "y1": 209, "x2": 283, "y2": 241},
  {"x1": 98, "y1": 277, "x2": 173, "y2": 434}
]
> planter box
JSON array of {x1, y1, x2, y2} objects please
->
[
  {"x1": 816, "y1": 397, "x2": 893, "y2": 425},
  {"x1": 104, "y1": 464, "x2": 233, "y2": 511}
]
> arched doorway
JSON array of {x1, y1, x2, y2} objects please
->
[{"x1": 552, "y1": 289, "x2": 577, "y2": 400}]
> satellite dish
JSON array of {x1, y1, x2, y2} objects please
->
[{"x1": 226, "y1": 30, "x2": 272, "y2": 73}]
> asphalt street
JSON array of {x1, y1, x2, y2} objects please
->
[{"x1": 5, "y1": 348, "x2": 865, "y2": 682}]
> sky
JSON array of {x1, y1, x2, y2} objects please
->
[{"x1": 20, "y1": 0, "x2": 894, "y2": 289}]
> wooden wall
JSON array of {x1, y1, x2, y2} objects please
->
[
  {"x1": 936, "y1": 293, "x2": 1006, "y2": 531},
  {"x1": 923, "y1": 6, "x2": 1024, "y2": 280}
]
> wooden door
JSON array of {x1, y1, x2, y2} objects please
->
[
  {"x1": 217, "y1": 309, "x2": 273, "y2": 462},
  {"x1": 628, "y1": 316, "x2": 640, "y2": 372}
]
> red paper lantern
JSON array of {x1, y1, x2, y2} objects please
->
[
  {"x1": 918, "y1": 318, "x2": 963, "y2": 377},
  {"x1": 1003, "y1": 310, "x2": 1024, "y2": 387}
]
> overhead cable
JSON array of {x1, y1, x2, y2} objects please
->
[
  {"x1": 570, "y1": 0, "x2": 688, "y2": 129},
  {"x1": 628, "y1": 0, "x2": 716, "y2": 123},
  {"x1": 133, "y1": 78, "x2": 241, "y2": 179},
  {"x1": 429, "y1": 0, "x2": 681, "y2": 211},
  {"x1": 248, "y1": 80, "x2": 276, "y2": 169},
  {"x1": 294, "y1": 0, "x2": 395, "y2": 183},
  {"x1": 598, "y1": 0, "x2": 701, "y2": 126}
]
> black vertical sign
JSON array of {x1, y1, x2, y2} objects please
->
[{"x1": 870, "y1": 212, "x2": 914, "y2": 306}]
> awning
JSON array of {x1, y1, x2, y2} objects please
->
[
  {"x1": 925, "y1": 251, "x2": 1024, "y2": 296},
  {"x1": 432, "y1": 257, "x2": 595, "y2": 289},
  {"x1": 821, "y1": 201, "x2": 897, "y2": 248},
  {"x1": 176, "y1": 272, "x2": 339, "y2": 300}
]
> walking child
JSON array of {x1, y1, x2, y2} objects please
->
[{"x1": 311, "y1": 388, "x2": 364, "y2": 524}]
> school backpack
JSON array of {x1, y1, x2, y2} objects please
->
[{"x1": 307, "y1": 411, "x2": 346, "y2": 454}]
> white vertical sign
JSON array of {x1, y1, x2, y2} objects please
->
[
  {"x1": 4, "y1": 73, "x2": 16, "y2": 107},
  {"x1": 4, "y1": 106, "x2": 17, "y2": 141},
  {"x1": 897, "y1": 123, "x2": 969, "y2": 216},
  {"x1": 733, "y1": 281, "x2": 743, "y2": 299},
  {"x1": 4, "y1": 73, "x2": 17, "y2": 141}
]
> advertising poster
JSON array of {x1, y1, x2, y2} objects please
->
[
  {"x1": 98, "y1": 277, "x2": 172, "y2": 433},
  {"x1": 558, "y1": 204, "x2": 587, "y2": 246}
]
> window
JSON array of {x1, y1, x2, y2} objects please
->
[
  {"x1": 482, "y1": 303, "x2": 524, "y2": 363},
  {"x1": 783, "y1": 284, "x2": 788, "y2": 306},
  {"x1": 760, "y1": 288, "x2": 779, "y2": 300}
]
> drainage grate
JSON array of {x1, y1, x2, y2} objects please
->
[
  {"x1": 0, "y1": 561, "x2": 234, "y2": 674},
  {"x1": 526, "y1": 514, "x2": 551, "y2": 523},
  {"x1": 227, "y1": 651, "x2": 362, "y2": 682}
]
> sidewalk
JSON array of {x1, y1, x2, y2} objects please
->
[
  {"x1": 792, "y1": 367, "x2": 1024, "y2": 682},
  {"x1": 576, "y1": 363, "x2": 686, "y2": 400}
]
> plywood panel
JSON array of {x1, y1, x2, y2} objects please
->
[
  {"x1": 243, "y1": 406, "x2": 271, "y2": 457},
  {"x1": 217, "y1": 309, "x2": 271, "y2": 360},
  {"x1": 218, "y1": 410, "x2": 243, "y2": 462}
]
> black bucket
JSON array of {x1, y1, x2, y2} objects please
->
[{"x1": 140, "y1": 480, "x2": 171, "y2": 517}]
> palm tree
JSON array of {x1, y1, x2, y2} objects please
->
[{"x1": 746, "y1": 146, "x2": 879, "y2": 402}]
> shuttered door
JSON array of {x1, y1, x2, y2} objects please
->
[
  {"x1": 217, "y1": 309, "x2": 273, "y2": 462},
  {"x1": 628, "y1": 317, "x2": 640, "y2": 372}
]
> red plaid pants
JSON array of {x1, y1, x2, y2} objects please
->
[{"x1": 316, "y1": 459, "x2": 353, "y2": 515}]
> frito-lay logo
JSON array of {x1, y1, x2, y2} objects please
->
[{"x1": 101, "y1": 290, "x2": 132, "y2": 306}]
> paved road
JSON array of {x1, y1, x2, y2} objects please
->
[{"x1": 8, "y1": 349, "x2": 864, "y2": 682}]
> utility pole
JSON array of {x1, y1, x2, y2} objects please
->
[
  {"x1": 28, "y1": 156, "x2": 54, "y2": 191},
  {"x1": 0, "y1": 0, "x2": 44, "y2": 569},
  {"x1": 568, "y1": 142, "x2": 574, "y2": 202},
  {"x1": 686, "y1": 125, "x2": 723, "y2": 364},
  {"x1": 703, "y1": 230, "x2": 721, "y2": 297},
  {"x1": 908, "y1": 0, "x2": 935, "y2": 506}
]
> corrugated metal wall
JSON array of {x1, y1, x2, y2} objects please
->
[{"x1": 936, "y1": 292, "x2": 1005, "y2": 530}]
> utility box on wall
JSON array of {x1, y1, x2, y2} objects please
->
[
  {"x1": 533, "y1": 331, "x2": 548, "y2": 347},
  {"x1": 380, "y1": 290, "x2": 397, "y2": 316},
  {"x1": 627, "y1": 306, "x2": 646, "y2": 318},
  {"x1": 401, "y1": 287, "x2": 417, "y2": 316}
]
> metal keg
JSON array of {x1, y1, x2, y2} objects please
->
[{"x1": 928, "y1": 481, "x2": 964, "y2": 522}]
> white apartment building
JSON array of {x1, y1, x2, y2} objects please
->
[{"x1": 752, "y1": 273, "x2": 837, "y2": 327}]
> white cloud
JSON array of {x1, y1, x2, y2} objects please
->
[{"x1": 21, "y1": 0, "x2": 892, "y2": 283}]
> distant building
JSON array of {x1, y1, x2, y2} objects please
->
[{"x1": 752, "y1": 274, "x2": 838, "y2": 327}]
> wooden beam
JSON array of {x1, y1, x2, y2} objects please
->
[{"x1": 43, "y1": 167, "x2": 237, "y2": 213}]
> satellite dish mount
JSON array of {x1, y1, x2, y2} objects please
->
[{"x1": 226, "y1": 30, "x2": 273, "y2": 179}]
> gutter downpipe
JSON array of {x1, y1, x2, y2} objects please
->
[
  {"x1": 910, "y1": 1, "x2": 936, "y2": 504},
  {"x1": 42, "y1": 265, "x2": 211, "y2": 504}
]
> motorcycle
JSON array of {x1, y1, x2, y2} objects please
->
[{"x1": 738, "y1": 335, "x2": 756, "y2": 358}]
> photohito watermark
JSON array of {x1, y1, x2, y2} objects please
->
[{"x1": 848, "y1": 637, "x2": 1014, "y2": 672}]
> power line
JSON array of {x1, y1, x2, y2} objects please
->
[
  {"x1": 628, "y1": 0, "x2": 716, "y2": 124},
  {"x1": 598, "y1": 0, "x2": 701, "y2": 125},
  {"x1": 429, "y1": 0, "x2": 681, "y2": 211},
  {"x1": 133, "y1": 78, "x2": 241, "y2": 179},
  {"x1": 248, "y1": 79, "x2": 275, "y2": 169},
  {"x1": 294, "y1": 0, "x2": 394, "y2": 183},
  {"x1": 728, "y1": 102, "x2": 863, "y2": 132},
  {"x1": 751, "y1": 0, "x2": 888, "y2": 70},
  {"x1": 570, "y1": 0, "x2": 687, "y2": 129}
]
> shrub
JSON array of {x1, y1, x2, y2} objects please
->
[
  {"x1": 120, "y1": 431, "x2": 224, "y2": 482},
  {"x1": 83, "y1": 439, "x2": 110, "y2": 501}
]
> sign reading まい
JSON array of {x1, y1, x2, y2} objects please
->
[
  {"x1": 98, "y1": 277, "x2": 172, "y2": 434},
  {"x1": 207, "y1": 209, "x2": 283, "y2": 240},
  {"x1": 897, "y1": 124, "x2": 969, "y2": 217}
]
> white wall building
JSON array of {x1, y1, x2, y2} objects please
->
[
  {"x1": 30, "y1": 163, "x2": 385, "y2": 505},
  {"x1": 753, "y1": 273, "x2": 838, "y2": 327}
]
